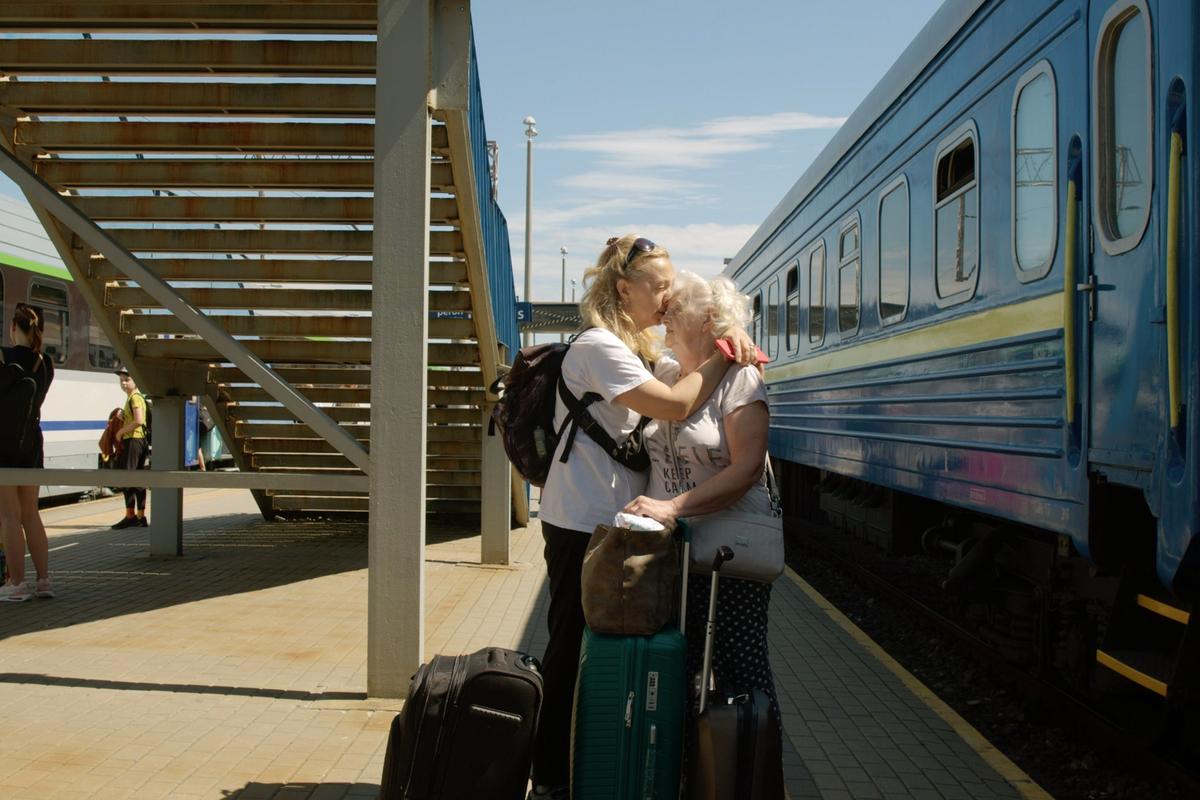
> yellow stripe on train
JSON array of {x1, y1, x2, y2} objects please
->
[{"x1": 765, "y1": 292, "x2": 1064, "y2": 383}]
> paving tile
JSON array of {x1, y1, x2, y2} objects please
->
[{"x1": 0, "y1": 490, "x2": 1042, "y2": 800}]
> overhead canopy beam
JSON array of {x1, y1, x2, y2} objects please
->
[
  {"x1": 0, "y1": 39, "x2": 375, "y2": 76},
  {"x1": 0, "y1": 4, "x2": 378, "y2": 33},
  {"x1": 0, "y1": 147, "x2": 371, "y2": 472},
  {"x1": 0, "y1": 81, "x2": 376, "y2": 117},
  {"x1": 17, "y1": 121, "x2": 376, "y2": 154}
]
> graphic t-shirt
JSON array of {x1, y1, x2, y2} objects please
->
[
  {"x1": 538, "y1": 328, "x2": 656, "y2": 533},
  {"x1": 644, "y1": 357, "x2": 771, "y2": 515}
]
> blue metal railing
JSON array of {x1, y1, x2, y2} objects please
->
[{"x1": 468, "y1": 35, "x2": 519, "y2": 356}]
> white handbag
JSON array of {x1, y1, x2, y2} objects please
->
[{"x1": 667, "y1": 427, "x2": 785, "y2": 583}]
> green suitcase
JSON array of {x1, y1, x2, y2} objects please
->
[{"x1": 570, "y1": 523, "x2": 691, "y2": 800}]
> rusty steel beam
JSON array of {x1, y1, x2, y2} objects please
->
[
  {"x1": 136, "y1": 335, "x2": 477, "y2": 367},
  {"x1": 122, "y1": 313, "x2": 371, "y2": 338},
  {"x1": 71, "y1": 195, "x2": 456, "y2": 225},
  {"x1": 38, "y1": 158, "x2": 382, "y2": 190},
  {"x1": 18, "y1": 121, "x2": 374, "y2": 154},
  {"x1": 230, "y1": 405, "x2": 371, "y2": 423},
  {"x1": 106, "y1": 228, "x2": 374, "y2": 255},
  {"x1": 90, "y1": 258, "x2": 374, "y2": 284},
  {"x1": 108, "y1": 286, "x2": 371, "y2": 310},
  {"x1": 209, "y1": 365, "x2": 482, "y2": 386},
  {"x1": 236, "y1": 421, "x2": 370, "y2": 440},
  {"x1": 37, "y1": 157, "x2": 453, "y2": 192},
  {"x1": 136, "y1": 337, "x2": 372, "y2": 363},
  {"x1": 73, "y1": 195, "x2": 375, "y2": 223},
  {"x1": 97, "y1": 228, "x2": 461, "y2": 256},
  {"x1": 250, "y1": 454, "x2": 360, "y2": 470},
  {"x1": 227, "y1": 386, "x2": 370, "y2": 403},
  {"x1": 0, "y1": 4, "x2": 376, "y2": 33},
  {"x1": 0, "y1": 81, "x2": 378, "y2": 117},
  {"x1": 0, "y1": 38, "x2": 375, "y2": 77}
]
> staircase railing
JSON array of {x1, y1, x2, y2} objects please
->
[{"x1": 468, "y1": 35, "x2": 519, "y2": 356}]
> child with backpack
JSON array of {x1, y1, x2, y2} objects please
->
[
  {"x1": 521, "y1": 235, "x2": 757, "y2": 800},
  {"x1": 111, "y1": 367, "x2": 150, "y2": 529},
  {"x1": 0, "y1": 303, "x2": 56, "y2": 602}
]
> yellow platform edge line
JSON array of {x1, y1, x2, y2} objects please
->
[
  {"x1": 783, "y1": 565, "x2": 1054, "y2": 800},
  {"x1": 1095, "y1": 649, "x2": 1169, "y2": 697},
  {"x1": 1136, "y1": 594, "x2": 1191, "y2": 625}
]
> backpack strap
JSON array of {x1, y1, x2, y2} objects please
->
[{"x1": 556, "y1": 376, "x2": 651, "y2": 470}]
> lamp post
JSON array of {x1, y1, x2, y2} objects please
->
[
  {"x1": 571, "y1": 279, "x2": 577, "y2": 303},
  {"x1": 559, "y1": 246, "x2": 568, "y2": 343},
  {"x1": 522, "y1": 116, "x2": 537, "y2": 346}
]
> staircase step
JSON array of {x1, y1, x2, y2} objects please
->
[
  {"x1": 1136, "y1": 594, "x2": 1191, "y2": 625},
  {"x1": 1095, "y1": 648, "x2": 1172, "y2": 697}
]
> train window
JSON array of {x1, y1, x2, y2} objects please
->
[
  {"x1": 29, "y1": 281, "x2": 68, "y2": 364},
  {"x1": 751, "y1": 292, "x2": 762, "y2": 344},
  {"x1": 934, "y1": 124, "x2": 980, "y2": 303},
  {"x1": 808, "y1": 242, "x2": 825, "y2": 345},
  {"x1": 88, "y1": 317, "x2": 119, "y2": 369},
  {"x1": 766, "y1": 279, "x2": 779, "y2": 359},
  {"x1": 1094, "y1": 1, "x2": 1152, "y2": 254},
  {"x1": 838, "y1": 219, "x2": 860, "y2": 334},
  {"x1": 1013, "y1": 63, "x2": 1058, "y2": 279},
  {"x1": 785, "y1": 263, "x2": 800, "y2": 352},
  {"x1": 878, "y1": 176, "x2": 909, "y2": 323}
]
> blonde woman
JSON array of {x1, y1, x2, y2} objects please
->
[
  {"x1": 624, "y1": 271, "x2": 784, "y2": 795},
  {"x1": 530, "y1": 236, "x2": 756, "y2": 800}
]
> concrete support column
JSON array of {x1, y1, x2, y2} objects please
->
[
  {"x1": 369, "y1": 0, "x2": 432, "y2": 697},
  {"x1": 480, "y1": 402, "x2": 512, "y2": 565},
  {"x1": 149, "y1": 396, "x2": 185, "y2": 556}
]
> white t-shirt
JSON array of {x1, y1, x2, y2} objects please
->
[
  {"x1": 644, "y1": 357, "x2": 772, "y2": 515},
  {"x1": 538, "y1": 328, "x2": 656, "y2": 533}
]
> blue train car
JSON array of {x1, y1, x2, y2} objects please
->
[{"x1": 728, "y1": 0, "x2": 1196, "y2": 727}]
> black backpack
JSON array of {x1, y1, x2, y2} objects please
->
[
  {"x1": 488, "y1": 340, "x2": 651, "y2": 488},
  {"x1": 0, "y1": 358, "x2": 41, "y2": 454}
]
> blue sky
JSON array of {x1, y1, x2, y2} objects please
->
[
  {"x1": 1, "y1": 0, "x2": 944, "y2": 299},
  {"x1": 473, "y1": 0, "x2": 944, "y2": 300}
]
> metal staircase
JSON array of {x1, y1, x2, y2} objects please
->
[{"x1": 0, "y1": 2, "x2": 522, "y2": 521}]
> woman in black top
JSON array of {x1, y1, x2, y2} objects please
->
[{"x1": 0, "y1": 303, "x2": 55, "y2": 602}]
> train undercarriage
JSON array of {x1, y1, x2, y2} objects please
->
[{"x1": 776, "y1": 460, "x2": 1198, "y2": 756}]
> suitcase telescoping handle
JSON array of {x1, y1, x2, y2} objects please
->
[
  {"x1": 678, "y1": 519, "x2": 692, "y2": 632},
  {"x1": 698, "y1": 546, "x2": 735, "y2": 714}
]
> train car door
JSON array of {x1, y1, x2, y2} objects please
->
[{"x1": 1086, "y1": 0, "x2": 1160, "y2": 475}]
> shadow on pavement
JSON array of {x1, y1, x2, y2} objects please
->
[{"x1": 222, "y1": 781, "x2": 380, "y2": 799}]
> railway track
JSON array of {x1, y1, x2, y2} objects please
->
[{"x1": 789, "y1": 522, "x2": 1200, "y2": 800}]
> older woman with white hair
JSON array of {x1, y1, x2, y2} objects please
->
[{"x1": 624, "y1": 271, "x2": 783, "y2": 789}]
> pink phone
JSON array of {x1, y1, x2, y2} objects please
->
[{"x1": 715, "y1": 338, "x2": 770, "y2": 364}]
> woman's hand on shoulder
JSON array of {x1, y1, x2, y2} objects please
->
[
  {"x1": 720, "y1": 327, "x2": 760, "y2": 366},
  {"x1": 622, "y1": 495, "x2": 681, "y2": 527}
]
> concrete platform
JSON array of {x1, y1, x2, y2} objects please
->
[{"x1": 0, "y1": 489, "x2": 1049, "y2": 799}]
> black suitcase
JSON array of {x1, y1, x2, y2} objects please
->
[
  {"x1": 379, "y1": 647, "x2": 543, "y2": 800},
  {"x1": 689, "y1": 548, "x2": 785, "y2": 800}
]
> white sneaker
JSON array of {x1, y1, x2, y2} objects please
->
[
  {"x1": 0, "y1": 581, "x2": 35, "y2": 602},
  {"x1": 35, "y1": 577, "x2": 54, "y2": 599}
]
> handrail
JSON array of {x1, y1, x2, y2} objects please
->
[
  {"x1": 468, "y1": 35, "x2": 519, "y2": 356},
  {"x1": 1166, "y1": 117, "x2": 1185, "y2": 429},
  {"x1": 1063, "y1": 173, "x2": 1079, "y2": 425}
]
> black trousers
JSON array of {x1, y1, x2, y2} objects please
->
[
  {"x1": 531, "y1": 521, "x2": 591, "y2": 788},
  {"x1": 121, "y1": 437, "x2": 149, "y2": 511}
]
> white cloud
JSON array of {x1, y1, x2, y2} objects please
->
[{"x1": 544, "y1": 110, "x2": 846, "y2": 169}]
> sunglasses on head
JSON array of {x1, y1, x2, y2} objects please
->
[{"x1": 623, "y1": 237, "x2": 656, "y2": 269}]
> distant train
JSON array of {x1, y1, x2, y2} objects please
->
[
  {"x1": 727, "y1": 0, "x2": 1196, "y2": 733},
  {"x1": 1, "y1": 195, "x2": 223, "y2": 498}
]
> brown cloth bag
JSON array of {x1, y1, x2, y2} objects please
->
[{"x1": 580, "y1": 523, "x2": 679, "y2": 636}]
